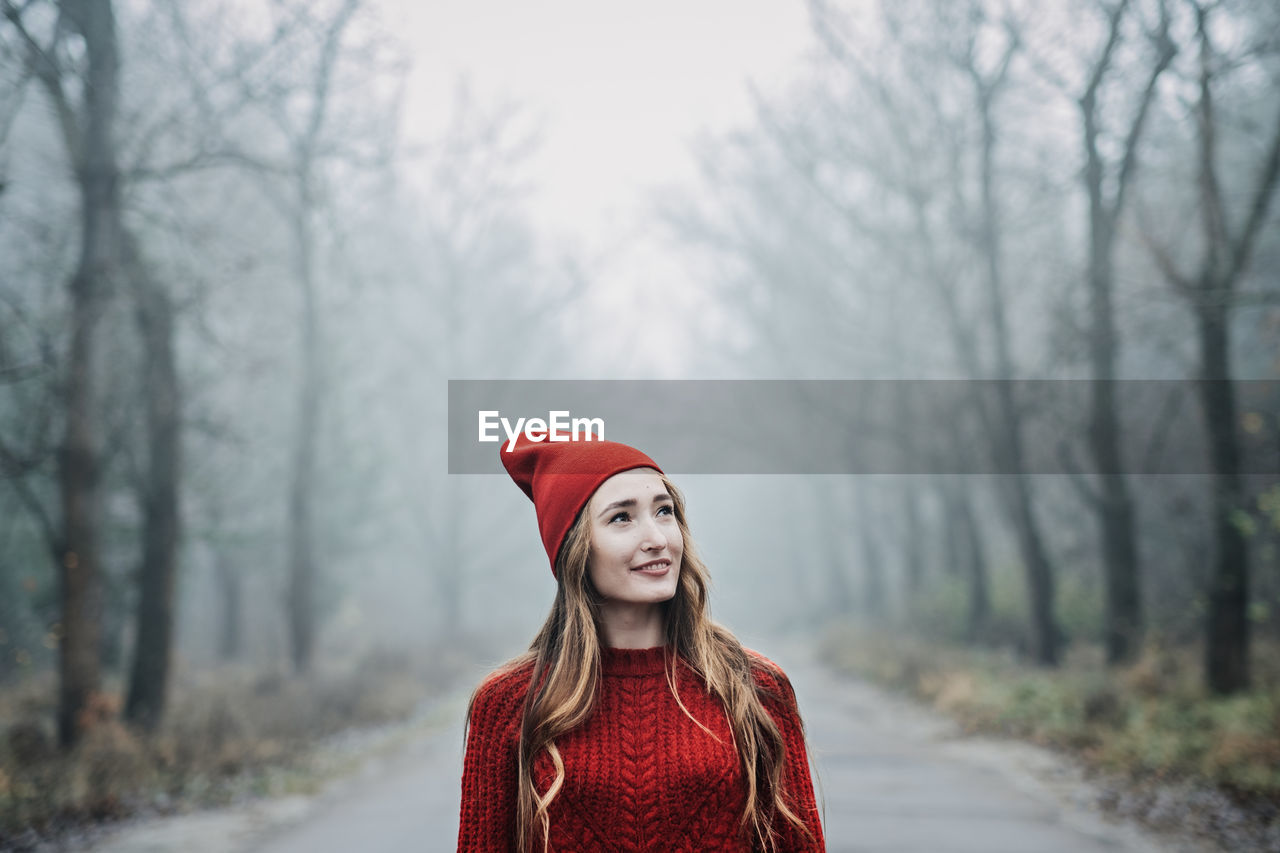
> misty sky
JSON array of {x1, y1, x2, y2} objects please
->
[
  {"x1": 382, "y1": 0, "x2": 814, "y2": 373},
  {"x1": 391, "y1": 0, "x2": 811, "y2": 233}
]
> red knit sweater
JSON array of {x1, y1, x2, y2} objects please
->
[{"x1": 457, "y1": 645, "x2": 825, "y2": 852}]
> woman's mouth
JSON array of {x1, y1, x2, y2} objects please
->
[{"x1": 631, "y1": 559, "x2": 670, "y2": 575}]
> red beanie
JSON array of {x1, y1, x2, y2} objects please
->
[{"x1": 500, "y1": 433, "x2": 663, "y2": 577}]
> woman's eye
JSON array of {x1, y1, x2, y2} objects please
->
[
  {"x1": 609, "y1": 512, "x2": 630, "y2": 524},
  {"x1": 656, "y1": 505, "x2": 674, "y2": 517}
]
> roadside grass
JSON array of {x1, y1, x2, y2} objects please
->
[
  {"x1": 0, "y1": 646, "x2": 471, "y2": 849},
  {"x1": 819, "y1": 623, "x2": 1280, "y2": 847}
]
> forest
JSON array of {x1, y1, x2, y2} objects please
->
[{"x1": 0, "y1": 0, "x2": 1278, "y2": 849}]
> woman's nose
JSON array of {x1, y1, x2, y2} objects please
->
[{"x1": 639, "y1": 517, "x2": 669, "y2": 550}]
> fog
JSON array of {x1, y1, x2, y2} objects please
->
[{"x1": 1, "y1": 0, "x2": 1278, "y2": 745}]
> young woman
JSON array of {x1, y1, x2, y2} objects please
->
[{"x1": 457, "y1": 434, "x2": 825, "y2": 852}]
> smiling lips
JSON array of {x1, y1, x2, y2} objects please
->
[{"x1": 630, "y1": 559, "x2": 671, "y2": 574}]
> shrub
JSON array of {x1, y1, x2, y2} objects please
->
[{"x1": 0, "y1": 645, "x2": 467, "y2": 846}]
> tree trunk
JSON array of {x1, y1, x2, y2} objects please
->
[
  {"x1": 287, "y1": 195, "x2": 321, "y2": 674},
  {"x1": 941, "y1": 481, "x2": 963, "y2": 579},
  {"x1": 1007, "y1": 475, "x2": 1059, "y2": 664},
  {"x1": 975, "y1": 86, "x2": 1059, "y2": 666},
  {"x1": 1198, "y1": 299, "x2": 1250, "y2": 693},
  {"x1": 959, "y1": 487, "x2": 990, "y2": 642},
  {"x1": 887, "y1": 305, "x2": 923, "y2": 601},
  {"x1": 817, "y1": 480, "x2": 854, "y2": 617},
  {"x1": 854, "y1": 480, "x2": 885, "y2": 619},
  {"x1": 55, "y1": 0, "x2": 121, "y2": 748},
  {"x1": 940, "y1": 476, "x2": 990, "y2": 641},
  {"x1": 901, "y1": 484, "x2": 924, "y2": 599},
  {"x1": 1088, "y1": 215, "x2": 1142, "y2": 664},
  {"x1": 1079, "y1": 16, "x2": 1163, "y2": 662},
  {"x1": 1185, "y1": 0, "x2": 1276, "y2": 696},
  {"x1": 438, "y1": 487, "x2": 462, "y2": 635},
  {"x1": 215, "y1": 547, "x2": 242, "y2": 662},
  {"x1": 124, "y1": 242, "x2": 181, "y2": 731}
]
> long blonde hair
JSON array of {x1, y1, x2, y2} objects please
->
[{"x1": 474, "y1": 475, "x2": 814, "y2": 852}]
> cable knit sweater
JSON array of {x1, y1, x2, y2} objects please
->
[{"x1": 457, "y1": 645, "x2": 825, "y2": 852}]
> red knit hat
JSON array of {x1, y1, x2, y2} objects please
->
[{"x1": 500, "y1": 433, "x2": 663, "y2": 577}]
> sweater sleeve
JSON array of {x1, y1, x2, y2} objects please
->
[
  {"x1": 752, "y1": 656, "x2": 826, "y2": 852},
  {"x1": 457, "y1": 668, "x2": 526, "y2": 852}
]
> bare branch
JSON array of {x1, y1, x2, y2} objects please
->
[
  {"x1": 126, "y1": 146, "x2": 292, "y2": 183},
  {"x1": 1057, "y1": 439, "x2": 1105, "y2": 510},
  {"x1": 749, "y1": 87, "x2": 906, "y2": 250},
  {"x1": 1139, "y1": 381, "x2": 1188, "y2": 475},
  {"x1": 0, "y1": 52, "x2": 34, "y2": 152},
  {"x1": 0, "y1": 361, "x2": 45, "y2": 382},
  {"x1": 1194, "y1": 3, "x2": 1230, "y2": 272},
  {"x1": 1225, "y1": 99, "x2": 1280, "y2": 287},
  {"x1": 1081, "y1": 0, "x2": 1133, "y2": 114},
  {"x1": 0, "y1": 433, "x2": 59, "y2": 554},
  {"x1": 1139, "y1": 218, "x2": 1196, "y2": 298},
  {"x1": 300, "y1": 0, "x2": 361, "y2": 157},
  {"x1": 1, "y1": 0, "x2": 79, "y2": 161},
  {"x1": 1111, "y1": 0, "x2": 1178, "y2": 215}
]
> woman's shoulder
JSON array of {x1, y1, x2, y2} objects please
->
[
  {"x1": 467, "y1": 656, "x2": 537, "y2": 723},
  {"x1": 743, "y1": 648, "x2": 799, "y2": 707}
]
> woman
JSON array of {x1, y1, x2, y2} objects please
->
[{"x1": 457, "y1": 434, "x2": 825, "y2": 852}]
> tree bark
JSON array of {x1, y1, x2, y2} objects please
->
[
  {"x1": 1143, "y1": 1, "x2": 1280, "y2": 693},
  {"x1": 901, "y1": 484, "x2": 924, "y2": 598},
  {"x1": 1198, "y1": 303, "x2": 1249, "y2": 692},
  {"x1": 438, "y1": 485, "x2": 463, "y2": 635},
  {"x1": 1085, "y1": 179, "x2": 1145, "y2": 664},
  {"x1": 124, "y1": 236, "x2": 181, "y2": 731},
  {"x1": 287, "y1": 194, "x2": 320, "y2": 674},
  {"x1": 958, "y1": 484, "x2": 990, "y2": 642},
  {"x1": 940, "y1": 475, "x2": 989, "y2": 640},
  {"x1": 1077, "y1": 0, "x2": 1174, "y2": 664},
  {"x1": 854, "y1": 479, "x2": 886, "y2": 619},
  {"x1": 1085, "y1": 172, "x2": 1142, "y2": 664},
  {"x1": 215, "y1": 546, "x2": 242, "y2": 662},
  {"x1": 280, "y1": 0, "x2": 360, "y2": 674},
  {"x1": 816, "y1": 479, "x2": 854, "y2": 617},
  {"x1": 974, "y1": 80, "x2": 1059, "y2": 665},
  {"x1": 54, "y1": 0, "x2": 121, "y2": 747}
]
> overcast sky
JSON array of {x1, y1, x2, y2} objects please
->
[
  {"x1": 390, "y1": 0, "x2": 812, "y2": 234},
  {"x1": 380, "y1": 1, "x2": 815, "y2": 373}
]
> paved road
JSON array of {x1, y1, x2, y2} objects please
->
[
  {"x1": 89, "y1": 650, "x2": 1209, "y2": 853},
  {"x1": 780, "y1": 653, "x2": 1193, "y2": 853}
]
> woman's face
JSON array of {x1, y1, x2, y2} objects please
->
[{"x1": 584, "y1": 468, "x2": 683, "y2": 606}]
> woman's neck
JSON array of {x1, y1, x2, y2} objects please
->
[{"x1": 597, "y1": 601, "x2": 665, "y2": 649}]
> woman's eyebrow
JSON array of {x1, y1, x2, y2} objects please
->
[
  {"x1": 597, "y1": 494, "x2": 674, "y2": 518},
  {"x1": 597, "y1": 498, "x2": 638, "y2": 518}
]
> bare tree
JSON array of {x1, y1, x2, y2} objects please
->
[
  {"x1": 169, "y1": 0, "x2": 388, "y2": 673},
  {"x1": 954, "y1": 4, "x2": 1062, "y2": 665},
  {"x1": 1142, "y1": 0, "x2": 1280, "y2": 694},
  {"x1": 1073, "y1": 0, "x2": 1176, "y2": 664},
  {"x1": 122, "y1": 234, "x2": 181, "y2": 730},
  {"x1": 1021, "y1": 0, "x2": 1179, "y2": 664},
  {"x1": 407, "y1": 88, "x2": 573, "y2": 636},
  {"x1": 784, "y1": 0, "x2": 1062, "y2": 662},
  {"x1": 3, "y1": 0, "x2": 187, "y2": 735},
  {"x1": 280, "y1": 0, "x2": 361, "y2": 675},
  {"x1": 1, "y1": 0, "x2": 128, "y2": 745}
]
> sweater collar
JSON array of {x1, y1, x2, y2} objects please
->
[{"x1": 600, "y1": 645, "x2": 671, "y2": 676}]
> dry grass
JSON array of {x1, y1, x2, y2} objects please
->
[
  {"x1": 820, "y1": 624, "x2": 1280, "y2": 848},
  {"x1": 820, "y1": 625, "x2": 1280, "y2": 792},
  {"x1": 0, "y1": 647, "x2": 467, "y2": 849}
]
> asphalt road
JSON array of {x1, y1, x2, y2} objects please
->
[{"x1": 88, "y1": 648, "x2": 1210, "y2": 853}]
